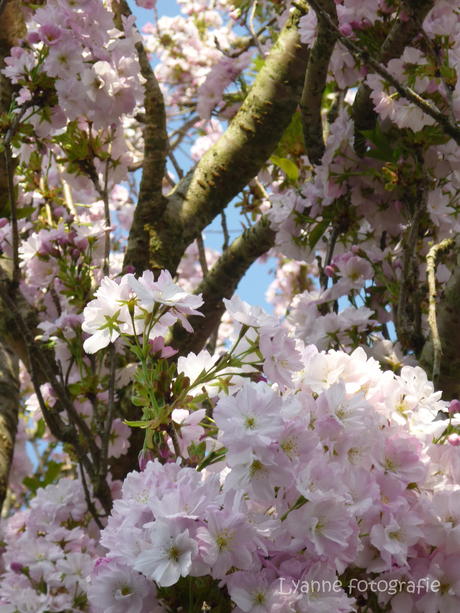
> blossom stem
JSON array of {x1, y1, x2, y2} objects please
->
[{"x1": 100, "y1": 344, "x2": 116, "y2": 478}]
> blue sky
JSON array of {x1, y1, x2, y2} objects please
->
[{"x1": 127, "y1": 0, "x2": 277, "y2": 312}]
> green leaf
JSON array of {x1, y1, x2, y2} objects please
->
[
  {"x1": 124, "y1": 417, "x2": 161, "y2": 430},
  {"x1": 16, "y1": 206, "x2": 37, "y2": 219},
  {"x1": 43, "y1": 460, "x2": 63, "y2": 486},
  {"x1": 131, "y1": 395, "x2": 150, "y2": 407},
  {"x1": 308, "y1": 219, "x2": 329, "y2": 251},
  {"x1": 124, "y1": 419, "x2": 149, "y2": 428},
  {"x1": 270, "y1": 155, "x2": 299, "y2": 183},
  {"x1": 67, "y1": 382, "x2": 83, "y2": 396},
  {"x1": 35, "y1": 418, "x2": 46, "y2": 440},
  {"x1": 361, "y1": 124, "x2": 396, "y2": 163}
]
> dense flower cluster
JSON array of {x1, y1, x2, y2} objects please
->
[
  {"x1": 88, "y1": 328, "x2": 460, "y2": 613},
  {"x1": 2, "y1": 1, "x2": 460, "y2": 612},
  {"x1": 0, "y1": 478, "x2": 101, "y2": 613}
]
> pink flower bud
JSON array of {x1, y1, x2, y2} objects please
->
[
  {"x1": 124, "y1": 266, "x2": 135, "y2": 274},
  {"x1": 449, "y1": 399, "x2": 460, "y2": 414},
  {"x1": 324, "y1": 265, "x2": 335, "y2": 278},
  {"x1": 27, "y1": 32, "x2": 40, "y2": 45},
  {"x1": 0, "y1": 218, "x2": 8, "y2": 229},
  {"x1": 447, "y1": 434, "x2": 460, "y2": 447},
  {"x1": 138, "y1": 449, "x2": 153, "y2": 471},
  {"x1": 395, "y1": 200, "x2": 404, "y2": 213},
  {"x1": 75, "y1": 237, "x2": 89, "y2": 251},
  {"x1": 10, "y1": 562, "x2": 23, "y2": 574},
  {"x1": 339, "y1": 23, "x2": 353, "y2": 37}
]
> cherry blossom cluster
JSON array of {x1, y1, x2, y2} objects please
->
[
  {"x1": 0, "y1": 477, "x2": 102, "y2": 613},
  {"x1": 3, "y1": 0, "x2": 144, "y2": 132},
  {"x1": 87, "y1": 316, "x2": 460, "y2": 613},
  {"x1": 81, "y1": 270, "x2": 204, "y2": 354},
  {"x1": 142, "y1": 0, "x2": 234, "y2": 109}
]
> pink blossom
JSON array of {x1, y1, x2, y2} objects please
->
[
  {"x1": 197, "y1": 509, "x2": 256, "y2": 579},
  {"x1": 134, "y1": 518, "x2": 199, "y2": 587}
]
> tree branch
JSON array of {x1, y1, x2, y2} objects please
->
[
  {"x1": 420, "y1": 237, "x2": 460, "y2": 400},
  {"x1": 0, "y1": 0, "x2": 27, "y2": 211},
  {"x1": 394, "y1": 155, "x2": 429, "y2": 352},
  {"x1": 349, "y1": 0, "x2": 435, "y2": 151},
  {"x1": 0, "y1": 280, "x2": 113, "y2": 513},
  {"x1": 124, "y1": 0, "x2": 311, "y2": 277},
  {"x1": 300, "y1": 0, "x2": 338, "y2": 165},
  {"x1": 426, "y1": 238, "x2": 455, "y2": 390},
  {"x1": 166, "y1": 215, "x2": 276, "y2": 356},
  {"x1": 112, "y1": 0, "x2": 169, "y2": 276},
  {"x1": 0, "y1": 339, "x2": 19, "y2": 512},
  {"x1": 308, "y1": 0, "x2": 460, "y2": 146}
]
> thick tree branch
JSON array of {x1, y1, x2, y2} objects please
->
[
  {"x1": 420, "y1": 237, "x2": 460, "y2": 400},
  {"x1": 426, "y1": 238, "x2": 455, "y2": 390},
  {"x1": 124, "y1": 1, "x2": 310, "y2": 277},
  {"x1": 300, "y1": 0, "x2": 338, "y2": 165},
  {"x1": 0, "y1": 0, "x2": 27, "y2": 212},
  {"x1": 112, "y1": 0, "x2": 168, "y2": 276},
  {"x1": 166, "y1": 215, "x2": 276, "y2": 357},
  {"x1": 0, "y1": 339, "x2": 19, "y2": 512}
]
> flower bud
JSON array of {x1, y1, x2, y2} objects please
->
[
  {"x1": 447, "y1": 434, "x2": 460, "y2": 447},
  {"x1": 339, "y1": 23, "x2": 353, "y2": 37},
  {"x1": 10, "y1": 562, "x2": 23, "y2": 574},
  {"x1": 449, "y1": 399, "x2": 460, "y2": 414}
]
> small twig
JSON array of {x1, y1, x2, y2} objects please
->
[
  {"x1": 0, "y1": 282, "x2": 102, "y2": 467},
  {"x1": 128, "y1": 160, "x2": 143, "y2": 172},
  {"x1": 169, "y1": 115, "x2": 199, "y2": 151},
  {"x1": 31, "y1": 440, "x2": 45, "y2": 475},
  {"x1": 26, "y1": 341, "x2": 96, "y2": 482},
  {"x1": 167, "y1": 423, "x2": 184, "y2": 461},
  {"x1": 396, "y1": 154, "x2": 430, "y2": 349},
  {"x1": 221, "y1": 210, "x2": 230, "y2": 251},
  {"x1": 420, "y1": 28, "x2": 456, "y2": 124},
  {"x1": 165, "y1": 171, "x2": 176, "y2": 189},
  {"x1": 230, "y1": 17, "x2": 277, "y2": 58},
  {"x1": 253, "y1": 176, "x2": 269, "y2": 201},
  {"x1": 307, "y1": 0, "x2": 460, "y2": 146},
  {"x1": 196, "y1": 234, "x2": 209, "y2": 276},
  {"x1": 249, "y1": 1, "x2": 266, "y2": 58},
  {"x1": 102, "y1": 146, "x2": 112, "y2": 277},
  {"x1": 79, "y1": 462, "x2": 104, "y2": 530},
  {"x1": 49, "y1": 284, "x2": 62, "y2": 317},
  {"x1": 99, "y1": 344, "x2": 116, "y2": 478},
  {"x1": 426, "y1": 238, "x2": 455, "y2": 389},
  {"x1": 58, "y1": 169, "x2": 78, "y2": 218},
  {"x1": 167, "y1": 143, "x2": 184, "y2": 181},
  {"x1": 319, "y1": 221, "x2": 341, "y2": 291},
  {"x1": 2, "y1": 102, "x2": 33, "y2": 288}
]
